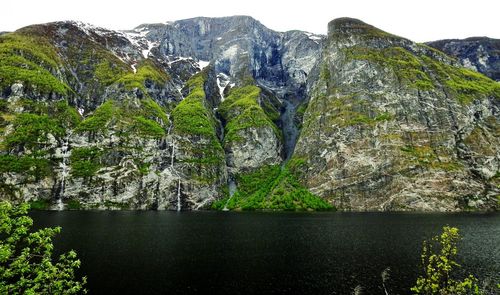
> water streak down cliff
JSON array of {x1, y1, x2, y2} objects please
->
[{"x1": 0, "y1": 16, "x2": 498, "y2": 211}]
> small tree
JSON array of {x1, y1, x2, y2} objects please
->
[
  {"x1": 411, "y1": 226, "x2": 479, "y2": 295},
  {"x1": 0, "y1": 201, "x2": 87, "y2": 294}
]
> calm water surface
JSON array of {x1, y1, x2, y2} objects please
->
[{"x1": 30, "y1": 211, "x2": 500, "y2": 295}]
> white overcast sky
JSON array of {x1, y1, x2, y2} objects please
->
[{"x1": 1, "y1": 0, "x2": 499, "y2": 42}]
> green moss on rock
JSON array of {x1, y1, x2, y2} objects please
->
[
  {"x1": 132, "y1": 116, "x2": 165, "y2": 138},
  {"x1": 0, "y1": 154, "x2": 51, "y2": 179},
  {"x1": 420, "y1": 56, "x2": 500, "y2": 104},
  {"x1": 219, "y1": 85, "x2": 280, "y2": 143},
  {"x1": 95, "y1": 60, "x2": 128, "y2": 86},
  {"x1": 70, "y1": 147, "x2": 102, "y2": 178},
  {"x1": 0, "y1": 33, "x2": 70, "y2": 95},
  {"x1": 142, "y1": 98, "x2": 169, "y2": 124},
  {"x1": 4, "y1": 113, "x2": 63, "y2": 150},
  {"x1": 76, "y1": 101, "x2": 116, "y2": 133},
  {"x1": 346, "y1": 46, "x2": 434, "y2": 91},
  {"x1": 172, "y1": 72, "x2": 218, "y2": 137},
  {"x1": 117, "y1": 60, "x2": 169, "y2": 92},
  {"x1": 400, "y1": 145, "x2": 463, "y2": 171}
]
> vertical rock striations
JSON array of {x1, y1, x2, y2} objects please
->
[
  {"x1": 0, "y1": 16, "x2": 498, "y2": 211},
  {"x1": 292, "y1": 18, "x2": 500, "y2": 211}
]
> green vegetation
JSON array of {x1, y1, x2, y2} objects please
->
[
  {"x1": 0, "y1": 155, "x2": 51, "y2": 179},
  {"x1": 261, "y1": 98, "x2": 281, "y2": 122},
  {"x1": 1, "y1": 100, "x2": 79, "y2": 150},
  {"x1": 421, "y1": 56, "x2": 500, "y2": 104},
  {"x1": 94, "y1": 60, "x2": 128, "y2": 86},
  {"x1": 171, "y1": 72, "x2": 218, "y2": 137},
  {"x1": 142, "y1": 98, "x2": 169, "y2": 124},
  {"x1": 51, "y1": 100, "x2": 82, "y2": 128},
  {"x1": 0, "y1": 33, "x2": 70, "y2": 95},
  {"x1": 295, "y1": 103, "x2": 308, "y2": 129},
  {"x1": 4, "y1": 113, "x2": 63, "y2": 150},
  {"x1": 0, "y1": 100, "x2": 82, "y2": 181},
  {"x1": 76, "y1": 100, "x2": 116, "y2": 134},
  {"x1": 116, "y1": 60, "x2": 169, "y2": 92},
  {"x1": 132, "y1": 116, "x2": 165, "y2": 138},
  {"x1": 0, "y1": 29, "x2": 170, "y2": 99},
  {"x1": 70, "y1": 147, "x2": 102, "y2": 178},
  {"x1": 219, "y1": 85, "x2": 281, "y2": 143},
  {"x1": 212, "y1": 165, "x2": 333, "y2": 211},
  {"x1": 67, "y1": 200, "x2": 82, "y2": 210},
  {"x1": 346, "y1": 44, "x2": 500, "y2": 104},
  {"x1": 0, "y1": 202, "x2": 87, "y2": 294},
  {"x1": 103, "y1": 200, "x2": 130, "y2": 210},
  {"x1": 304, "y1": 93, "x2": 395, "y2": 129},
  {"x1": 320, "y1": 64, "x2": 331, "y2": 82},
  {"x1": 76, "y1": 98, "x2": 168, "y2": 139},
  {"x1": 330, "y1": 18, "x2": 399, "y2": 41},
  {"x1": 400, "y1": 145, "x2": 463, "y2": 171},
  {"x1": 345, "y1": 44, "x2": 500, "y2": 103},
  {"x1": 177, "y1": 138, "x2": 225, "y2": 165},
  {"x1": 346, "y1": 46, "x2": 434, "y2": 90},
  {"x1": 412, "y1": 226, "x2": 480, "y2": 295},
  {"x1": 27, "y1": 199, "x2": 51, "y2": 210}
]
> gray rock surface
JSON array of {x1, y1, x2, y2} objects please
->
[
  {"x1": 1, "y1": 16, "x2": 498, "y2": 211},
  {"x1": 427, "y1": 37, "x2": 500, "y2": 81}
]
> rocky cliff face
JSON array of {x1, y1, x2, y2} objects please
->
[
  {"x1": 0, "y1": 16, "x2": 498, "y2": 211},
  {"x1": 0, "y1": 21, "x2": 226, "y2": 210},
  {"x1": 292, "y1": 18, "x2": 500, "y2": 211},
  {"x1": 427, "y1": 37, "x2": 500, "y2": 81}
]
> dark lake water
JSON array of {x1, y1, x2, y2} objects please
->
[{"x1": 30, "y1": 211, "x2": 500, "y2": 295}]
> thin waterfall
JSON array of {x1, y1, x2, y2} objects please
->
[
  {"x1": 57, "y1": 135, "x2": 70, "y2": 210},
  {"x1": 222, "y1": 177, "x2": 237, "y2": 211},
  {"x1": 176, "y1": 179, "x2": 181, "y2": 212},
  {"x1": 171, "y1": 142, "x2": 175, "y2": 168}
]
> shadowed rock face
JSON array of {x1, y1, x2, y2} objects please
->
[
  {"x1": 137, "y1": 16, "x2": 323, "y2": 94},
  {"x1": 427, "y1": 37, "x2": 500, "y2": 81},
  {"x1": 0, "y1": 16, "x2": 498, "y2": 211}
]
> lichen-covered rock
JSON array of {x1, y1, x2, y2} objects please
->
[
  {"x1": 292, "y1": 18, "x2": 500, "y2": 211},
  {"x1": 218, "y1": 85, "x2": 282, "y2": 174},
  {"x1": 1, "y1": 16, "x2": 499, "y2": 212}
]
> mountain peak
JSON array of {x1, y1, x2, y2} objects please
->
[
  {"x1": 327, "y1": 17, "x2": 396, "y2": 40},
  {"x1": 328, "y1": 18, "x2": 369, "y2": 34}
]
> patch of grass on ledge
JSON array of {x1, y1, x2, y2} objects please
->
[
  {"x1": 75, "y1": 100, "x2": 116, "y2": 134},
  {"x1": 218, "y1": 85, "x2": 281, "y2": 143},
  {"x1": 345, "y1": 46, "x2": 434, "y2": 91},
  {"x1": 116, "y1": 59, "x2": 169, "y2": 92},
  {"x1": 0, "y1": 33, "x2": 70, "y2": 95},
  {"x1": 212, "y1": 165, "x2": 334, "y2": 211},
  {"x1": 171, "y1": 72, "x2": 219, "y2": 137}
]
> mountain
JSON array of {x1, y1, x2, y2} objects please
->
[
  {"x1": 292, "y1": 18, "x2": 499, "y2": 211},
  {"x1": 0, "y1": 16, "x2": 498, "y2": 211},
  {"x1": 427, "y1": 37, "x2": 500, "y2": 81}
]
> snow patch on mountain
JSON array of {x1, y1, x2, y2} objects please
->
[
  {"x1": 198, "y1": 60, "x2": 210, "y2": 70},
  {"x1": 304, "y1": 32, "x2": 323, "y2": 44},
  {"x1": 216, "y1": 73, "x2": 230, "y2": 101}
]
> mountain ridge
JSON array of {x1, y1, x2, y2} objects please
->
[{"x1": 0, "y1": 16, "x2": 498, "y2": 211}]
